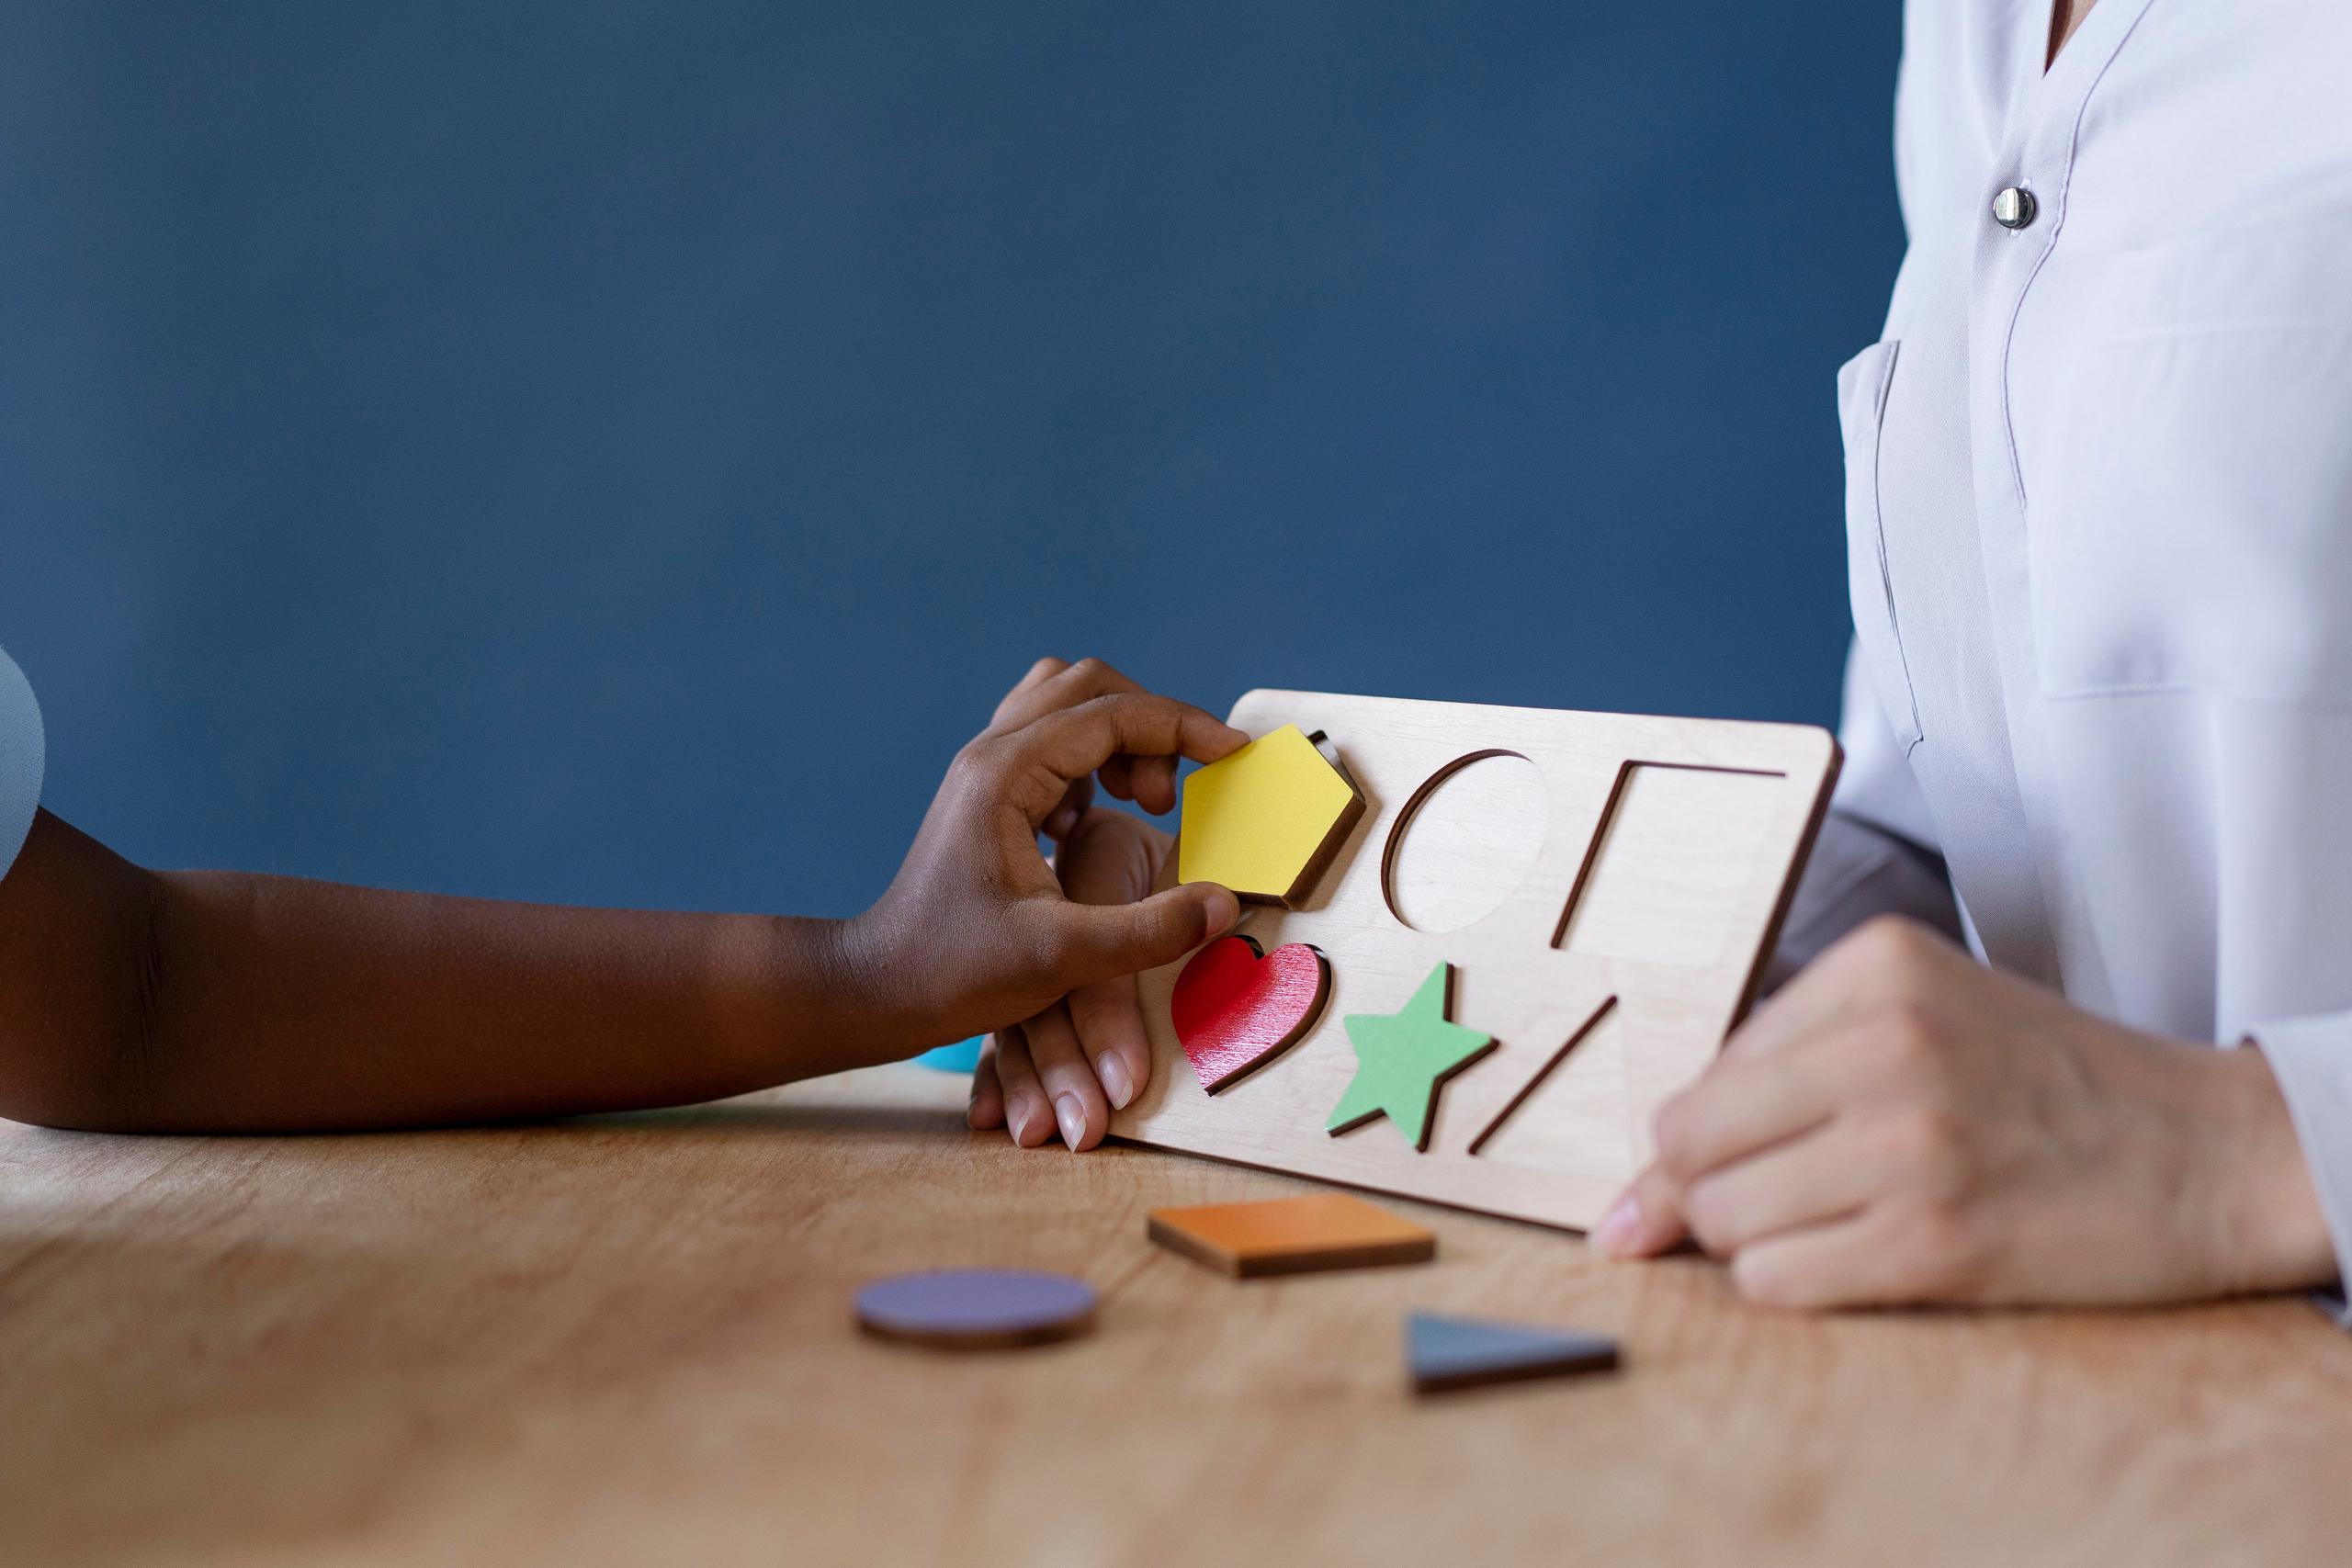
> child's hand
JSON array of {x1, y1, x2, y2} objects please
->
[
  {"x1": 968, "y1": 808, "x2": 1173, "y2": 1152},
  {"x1": 842, "y1": 658, "x2": 1242, "y2": 1068}
]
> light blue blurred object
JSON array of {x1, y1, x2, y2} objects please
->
[{"x1": 915, "y1": 1035, "x2": 986, "y2": 1072}]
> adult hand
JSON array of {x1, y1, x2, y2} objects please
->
[
  {"x1": 967, "y1": 808, "x2": 1175, "y2": 1152},
  {"x1": 1593, "y1": 918, "x2": 2335, "y2": 1308}
]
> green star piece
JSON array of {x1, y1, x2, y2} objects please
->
[{"x1": 1327, "y1": 963, "x2": 1496, "y2": 1152}]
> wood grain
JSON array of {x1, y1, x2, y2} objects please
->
[
  {"x1": 2, "y1": 1066, "x2": 2346, "y2": 1568},
  {"x1": 1114, "y1": 691, "x2": 1841, "y2": 1230}
]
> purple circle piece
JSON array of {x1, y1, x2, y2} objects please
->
[{"x1": 855, "y1": 1269, "x2": 1097, "y2": 1348}]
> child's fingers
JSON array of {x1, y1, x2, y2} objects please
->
[
  {"x1": 1053, "y1": 807, "x2": 1161, "y2": 904},
  {"x1": 1130, "y1": 754, "x2": 1179, "y2": 815},
  {"x1": 1018, "y1": 1001, "x2": 1112, "y2": 1153},
  {"x1": 967, "y1": 1037, "x2": 1008, "y2": 1130},
  {"x1": 991, "y1": 1026, "x2": 1054, "y2": 1148},
  {"x1": 984, "y1": 661, "x2": 1227, "y2": 821},
  {"x1": 1068, "y1": 974, "x2": 1151, "y2": 1111},
  {"x1": 1097, "y1": 753, "x2": 1137, "y2": 803},
  {"x1": 991, "y1": 657, "x2": 1075, "y2": 728},
  {"x1": 1041, "y1": 775, "x2": 1095, "y2": 843},
  {"x1": 987, "y1": 695, "x2": 1243, "y2": 826},
  {"x1": 1019, "y1": 883, "x2": 1238, "y2": 997},
  {"x1": 988, "y1": 656, "x2": 1145, "y2": 734},
  {"x1": 1050, "y1": 808, "x2": 1169, "y2": 1105}
]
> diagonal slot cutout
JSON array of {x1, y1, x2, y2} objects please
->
[{"x1": 1466, "y1": 996, "x2": 1621, "y2": 1159}]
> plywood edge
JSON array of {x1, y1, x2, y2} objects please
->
[
  {"x1": 1282, "y1": 787, "x2": 1368, "y2": 908},
  {"x1": 1144, "y1": 1213, "x2": 1246, "y2": 1277},
  {"x1": 1236, "y1": 1235, "x2": 1436, "y2": 1278},
  {"x1": 1730, "y1": 728, "x2": 1844, "y2": 1026},
  {"x1": 1103, "y1": 1130, "x2": 1620, "y2": 1235},
  {"x1": 1235, "y1": 691, "x2": 1840, "y2": 759},
  {"x1": 1411, "y1": 1343, "x2": 1621, "y2": 1394}
]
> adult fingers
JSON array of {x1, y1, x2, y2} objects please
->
[
  {"x1": 1720, "y1": 952, "x2": 1871, "y2": 1061},
  {"x1": 1725, "y1": 917, "x2": 1953, "y2": 1061},
  {"x1": 1019, "y1": 1001, "x2": 1112, "y2": 1153},
  {"x1": 967, "y1": 1037, "x2": 1007, "y2": 1131},
  {"x1": 1649, "y1": 1043, "x2": 1844, "y2": 1188},
  {"x1": 991, "y1": 1025, "x2": 1053, "y2": 1149},
  {"x1": 1726, "y1": 1200, "x2": 1984, "y2": 1310},
  {"x1": 1590, "y1": 1160, "x2": 1690, "y2": 1259},
  {"x1": 1678, "y1": 1118, "x2": 1879, "y2": 1256}
]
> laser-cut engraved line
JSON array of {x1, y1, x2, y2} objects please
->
[
  {"x1": 1464, "y1": 994, "x2": 1621, "y2": 1156},
  {"x1": 1549, "y1": 760, "x2": 1786, "y2": 951}
]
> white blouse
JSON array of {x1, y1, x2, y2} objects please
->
[{"x1": 1781, "y1": 0, "x2": 2352, "y2": 1294}]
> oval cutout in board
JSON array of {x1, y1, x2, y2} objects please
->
[{"x1": 1381, "y1": 750, "x2": 1549, "y2": 933}]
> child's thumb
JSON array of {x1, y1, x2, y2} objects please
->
[{"x1": 1039, "y1": 884, "x2": 1239, "y2": 991}]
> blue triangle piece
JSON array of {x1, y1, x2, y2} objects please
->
[{"x1": 1407, "y1": 1311, "x2": 1619, "y2": 1393}]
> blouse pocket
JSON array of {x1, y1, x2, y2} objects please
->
[
  {"x1": 2032, "y1": 219, "x2": 2352, "y2": 705},
  {"x1": 1838, "y1": 340, "x2": 1923, "y2": 750}
]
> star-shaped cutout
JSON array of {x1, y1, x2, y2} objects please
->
[{"x1": 1326, "y1": 963, "x2": 1495, "y2": 1152}]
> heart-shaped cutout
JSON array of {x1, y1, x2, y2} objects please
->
[{"x1": 1171, "y1": 935, "x2": 1331, "y2": 1093}]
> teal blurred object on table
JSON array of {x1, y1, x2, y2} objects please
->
[{"x1": 915, "y1": 1037, "x2": 985, "y2": 1072}]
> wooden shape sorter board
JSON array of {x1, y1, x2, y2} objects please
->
[{"x1": 1108, "y1": 690, "x2": 1840, "y2": 1232}]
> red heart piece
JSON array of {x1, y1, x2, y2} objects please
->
[{"x1": 1171, "y1": 935, "x2": 1331, "y2": 1093}]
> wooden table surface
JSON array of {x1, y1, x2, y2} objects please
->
[{"x1": 5, "y1": 1064, "x2": 2349, "y2": 1567}]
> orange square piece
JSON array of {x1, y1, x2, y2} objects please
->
[{"x1": 1146, "y1": 1193, "x2": 1435, "y2": 1279}]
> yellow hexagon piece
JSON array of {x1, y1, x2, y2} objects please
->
[{"x1": 1177, "y1": 724, "x2": 1365, "y2": 907}]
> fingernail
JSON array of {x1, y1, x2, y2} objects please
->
[
  {"x1": 1010, "y1": 1100, "x2": 1041, "y2": 1146},
  {"x1": 1203, "y1": 886, "x2": 1240, "y2": 938},
  {"x1": 1054, "y1": 1093, "x2": 1086, "y2": 1151},
  {"x1": 1592, "y1": 1192, "x2": 1642, "y2": 1258},
  {"x1": 1098, "y1": 1055, "x2": 1135, "y2": 1111}
]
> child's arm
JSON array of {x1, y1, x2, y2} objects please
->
[{"x1": 0, "y1": 658, "x2": 1242, "y2": 1133}]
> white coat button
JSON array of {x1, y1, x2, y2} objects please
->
[{"x1": 1992, "y1": 186, "x2": 2038, "y2": 230}]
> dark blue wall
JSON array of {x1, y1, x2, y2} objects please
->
[{"x1": 0, "y1": 2, "x2": 1904, "y2": 916}]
